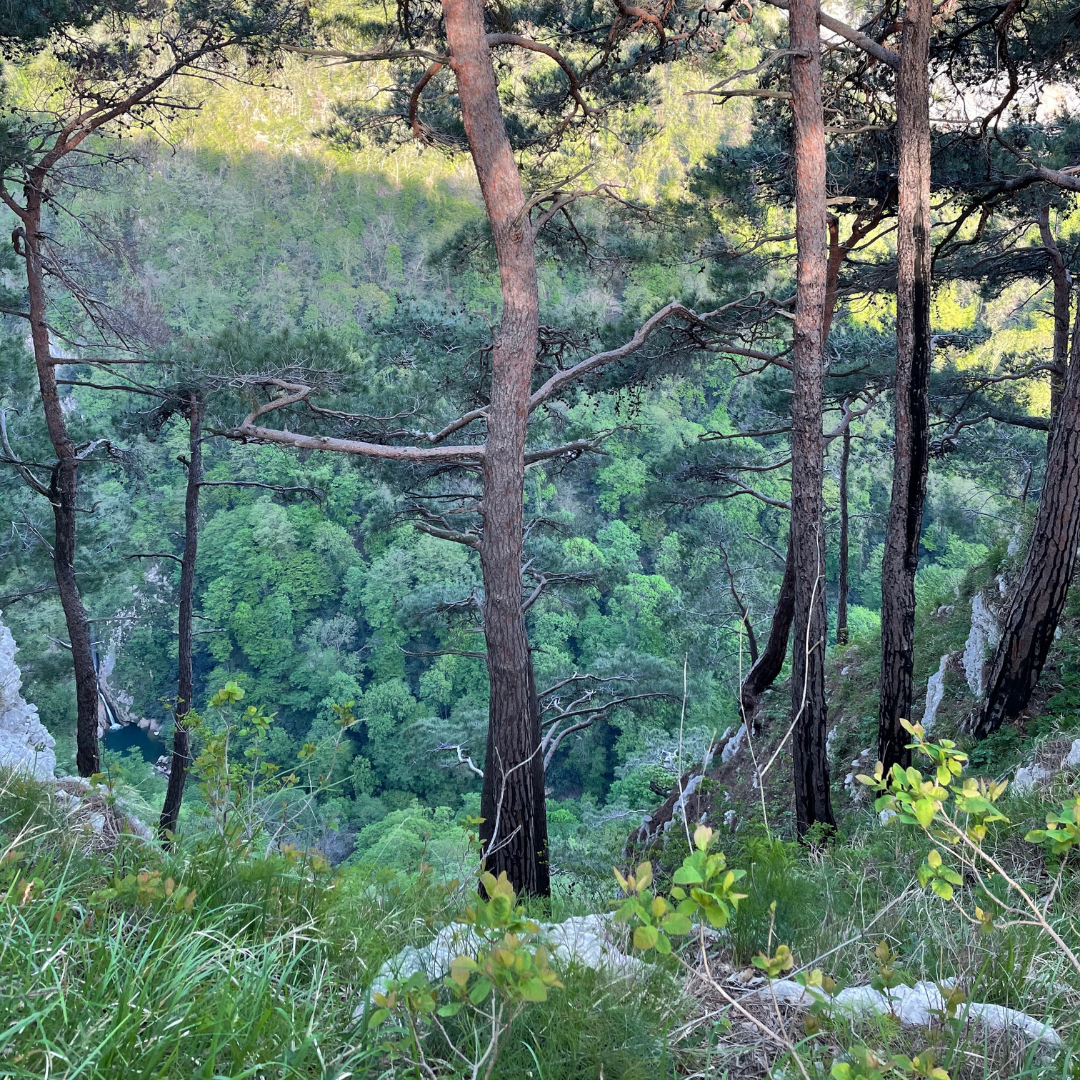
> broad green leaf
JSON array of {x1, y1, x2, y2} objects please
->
[
  {"x1": 519, "y1": 978, "x2": 548, "y2": 1002},
  {"x1": 634, "y1": 924, "x2": 659, "y2": 950},
  {"x1": 673, "y1": 865, "x2": 704, "y2": 885},
  {"x1": 468, "y1": 977, "x2": 493, "y2": 1005},
  {"x1": 661, "y1": 911, "x2": 693, "y2": 935}
]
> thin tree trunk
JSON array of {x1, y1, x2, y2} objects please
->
[
  {"x1": 878, "y1": 0, "x2": 932, "y2": 774},
  {"x1": 736, "y1": 219, "x2": 847, "y2": 725},
  {"x1": 160, "y1": 391, "x2": 202, "y2": 842},
  {"x1": 976, "y1": 304, "x2": 1080, "y2": 736},
  {"x1": 24, "y1": 180, "x2": 99, "y2": 777},
  {"x1": 1037, "y1": 202, "x2": 1070, "y2": 436},
  {"x1": 740, "y1": 536, "x2": 795, "y2": 723},
  {"x1": 789, "y1": 0, "x2": 836, "y2": 839},
  {"x1": 837, "y1": 423, "x2": 851, "y2": 646},
  {"x1": 443, "y1": 0, "x2": 549, "y2": 896}
]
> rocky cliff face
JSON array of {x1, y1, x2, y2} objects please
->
[{"x1": 0, "y1": 611, "x2": 56, "y2": 780}]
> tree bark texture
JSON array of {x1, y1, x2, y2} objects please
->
[
  {"x1": 878, "y1": 0, "x2": 932, "y2": 774},
  {"x1": 1037, "y1": 203, "x2": 1070, "y2": 435},
  {"x1": 24, "y1": 181, "x2": 100, "y2": 777},
  {"x1": 837, "y1": 424, "x2": 851, "y2": 646},
  {"x1": 789, "y1": 0, "x2": 836, "y2": 839},
  {"x1": 740, "y1": 536, "x2": 795, "y2": 724},
  {"x1": 160, "y1": 392, "x2": 202, "y2": 842},
  {"x1": 976, "y1": 304, "x2": 1080, "y2": 736},
  {"x1": 443, "y1": 0, "x2": 549, "y2": 896}
]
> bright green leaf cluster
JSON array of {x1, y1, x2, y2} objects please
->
[
  {"x1": 614, "y1": 824, "x2": 747, "y2": 954},
  {"x1": 831, "y1": 1045, "x2": 949, "y2": 1080},
  {"x1": 90, "y1": 870, "x2": 197, "y2": 913},
  {"x1": 1026, "y1": 796, "x2": 1080, "y2": 856},
  {"x1": 916, "y1": 849, "x2": 963, "y2": 901}
]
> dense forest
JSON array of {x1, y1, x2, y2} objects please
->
[{"x1": 2, "y1": 0, "x2": 1080, "y2": 1076}]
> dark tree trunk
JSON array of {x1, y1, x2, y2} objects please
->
[
  {"x1": 789, "y1": 0, "x2": 836, "y2": 839},
  {"x1": 1037, "y1": 202, "x2": 1070, "y2": 436},
  {"x1": 837, "y1": 423, "x2": 851, "y2": 646},
  {"x1": 740, "y1": 536, "x2": 795, "y2": 724},
  {"x1": 160, "y1": 391, "x2": 202, "y2": 842},
  {"x1": 976, "y1": 304, "x2": 1080, "y2": 736},
  {"x1": 443, "y1": 0, "x2": 549, "y2": 896},
  {"x1": 878, "y1": 0, "x2": 932, "y2": 774},
  {"x1": 735, "y1": 219, "x2": 847, "y2": 724},
  {"x1": 24, "y1": 181, "x2": 99, "y2": 777}
]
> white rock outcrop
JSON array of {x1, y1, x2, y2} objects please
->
[
  {"x1": 963, "y1": 594, "x2": 1000, "y2": 696},
  {"x1": 750, "y1": 979, "x2": 1060, "y2": 1050},
  {"x1": 1014, "y1": 764, "x2": 1053, "y2": 794},
  {"x1": 921, "y1": 655, "x2": 950, "y2": 730},
  {"x1": 721, "y1": 723, "x2": 747, "y2": 764},
  {"x1": 0, "y1": 612, "x2": 55, "y2": 780},
  {"x1": 363, "y1": 913, "x2": 642, "y2": 1006},
  {"x1": 1062, "y1": 739, "x2": 1080, "y2": 769}
]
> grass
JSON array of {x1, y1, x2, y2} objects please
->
[{"x1": 5, "y1": 679, "x2": 1080, "y2": 1080}]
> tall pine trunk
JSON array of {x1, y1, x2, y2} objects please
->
[
  {"x1": 24, "y1": 179, "x2": 100, "y2": 777},
  {"x1": 975, "y1": 304, "x2": 1080, "y2": 736},
  {"x1": 789, "y1": 0, "x2": 835, "y2": 838},
  {"x1": 837, "y1": 424, "x2": 851, "y2": 645},
  {"x1": 160, "y1": 391, "x2": 202, "y2": 842},
  {"x1": 878, "y1": 0, "x2": 932, "y2": 773},
  {"x1": 1038, "y1": 202, "x2": 1070, "y2": 435},
  {"x1": 443, "y1": 0, "x2": 549, "y2": 896}
]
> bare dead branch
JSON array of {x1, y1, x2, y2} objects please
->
[
  {"x1": 126, "y1": 552, "x2": 184, "y2": 565},
  {"x1": 197, "y1": 480, "x2": 323, "y2": 500},
  {"x1": 757, "y1": 0, "x2": 900, "y2": 68}
]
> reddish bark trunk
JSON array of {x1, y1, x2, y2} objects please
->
[
  {"x1": 1038, "y1": 203, "x2": 1070, "y2": 435},
  {"x1": 443, "y1": 0, "x2": 549, "y2": 896},
  {"x1": 24, "y1": 180, "x2": 100, "y2": 777},
  {"x1": 160, "y1": 392, "x2": 202, "y2": 842},
  {"x1": 789, "y1": 0, "x2": 836, "y2": 838},
  {"x1": 878, "y1": 0, "x2": 932, "y2": 774},
  {"x1": 976, "y1": 304, "x2": 1080, "y2": 736}
]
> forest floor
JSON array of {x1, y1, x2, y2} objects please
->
[{"x1": 4, "y1": 569, "x2": 1080, "y2": 1077}]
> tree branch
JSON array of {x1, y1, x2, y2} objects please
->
[
  {"x1": 757, "y1": 0, "x2": 900, "y2": 69},
  {"x1": 529, "y1": 298, "x2": 751, "y2": 411},
  {"x1": 198, "y1": 480, "x2": 323, "y2": 499},
  {"x1": 126, "y1": 552, "x2": 184, "y2": 565}
]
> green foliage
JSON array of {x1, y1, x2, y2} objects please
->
[{"x1": 614, "y1": 824, "x2": 747, "y2": 954}]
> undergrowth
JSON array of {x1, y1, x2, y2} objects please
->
[{"x1": 4, "y1": 726, "x2": 1080, "y2": 1079}]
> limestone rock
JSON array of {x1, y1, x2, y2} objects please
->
[
  {"x1": 1013, "y1": 764, "x2": 1053, "y2": 794},
  {"x1": 1062, "y1": 739, "x2": 1080, "y2": 770},
  {"x1": 749, "y1": 979, "x2": 1060, "y2": 1050},
  {"x1": 362, "y1": 913, "x2": 642, "y2": 1007},
  {"x1": 921, "y1": 655, "x2": 950, "y2": 731},
  {"x1": 0, "y1": 612, "x2": 55, "y2": 780},
  {"x1": 720, "y1": 723, "x2": 747, "y2": 764},
  {"x1": 963, "y1": 594, "x2": 1000, "y2": 696}
]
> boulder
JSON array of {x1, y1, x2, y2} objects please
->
[
  {"x1": 748, "y1": 979, "x2": 1060, "y2": 1050},
  {"x1": 362, "y1": 913, "x2": 642, "y2": 1008},
  {"x1": 0, "y1": 612, "x2": 55, "y2": 781},
  {"x1": 963, "y1": 593, "x2": 1000, "y2": 697},
  {"x1": 921, "y1": 655, "x2": 950, "y2": 731}
]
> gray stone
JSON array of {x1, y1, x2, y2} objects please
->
[
  {"x1": 0, "y1": 611, "x2": 55, "y2": 780},
  {"x1": 1062, "y1": 739, "x2": 1080, "y2": 770},
  {"x1": 363, "y1": 913, "x2": 642, "y2": 1008},
  {"x1": 963, "y1": 594, "x2": 1000, "y2": 697},
  {"x1": 749, "y1": 979, "x2": 1060, "y2": 1049},
  {"x1": 921, "y1": 655, "x2": 950, "y2": 731},
  {"x1": 721, "y1": 723, "x2": 747, "y2": 764},
  {"x1": 1013, "y1": 764, "x2": 1053, "y2": 794}
]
